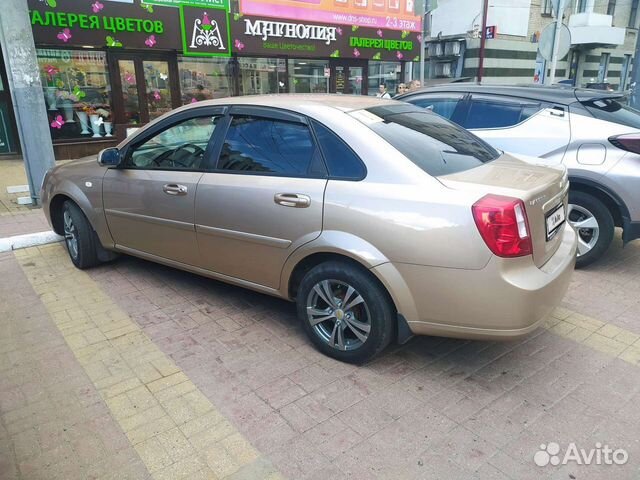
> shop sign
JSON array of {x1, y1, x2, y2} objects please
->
[
  {"x1": 27, "y1": 0, "x2": 181, "y2": 50},
  {"x1": 142, "y1": 0, "x2": 230, "y2": 10},
  {"x1": 238, "y1": 0, "x2": 421, "y2": 32},
  {"x1": 180, "y1": 5, "x2": 231, "y2": 57},
  {"x1": 230, "y1": 15, "x2": 420, "y2": 61}
]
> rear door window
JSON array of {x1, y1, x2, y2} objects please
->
[
  {"x1": 217, "y1": 115, "x2": 324, "y2": 176},
  {"x1": 351, "y1": 105, "x2": 499, "y2": 177},
  {"x1": 581, "y1": 98, "x2": 640, "y2": 129},
  {"x1": 462, "y1": 97, "x2": 541, "y2": 129},
  {"x1": 406, "y1": 95, "x2": 464, "y2": 120}
]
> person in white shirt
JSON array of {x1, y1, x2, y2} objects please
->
[{"x1": 376, "y1": 83, "x2": 391, "y2": 99}]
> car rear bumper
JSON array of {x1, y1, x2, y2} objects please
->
[{"x1": 373, "y1": 225, "x2": 577, "y2": 340}]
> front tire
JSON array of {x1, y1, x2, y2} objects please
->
[
  {"x1": 568, "y1": 191, "x2": 614, "y2": 268},
  {"x1": 296, "y1": 261, "x2": 395, "y2": 364},
  {"x1": 62, "y1": 201, "x2": 100, "y2": 269}
]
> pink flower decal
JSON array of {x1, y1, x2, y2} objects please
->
[
  {"x1": 91, "y1": 1, "x2": 104, "y2": 13},
  {"x1": 337, "y1": 27, "x2": 343, "y2": 36},
  {"x1": 152, "y1": 90, "x2": 161, "y2": 101},
  {"x1": 353, "y1": 48, "x2": 361, "y2": 58},
  {"x1": 234, "y1": 39, "x2": 245, "y2": 50},
  {"x1": 376, "y1": 29, "x2": 383, "y2": 37},
  {"x1": 417, "y1": 34, "x2": 423, "y2": 42},
  {"x1": 396, "y1": 51, "x2": 404, "y2": 60},
  {"x1": 145, "y1": 35, "x2": 156, "y2": 48},
  {"x1": 44, "y1": 64, "x2": 59, "y2": 79},
  {"x1": 191, "y1": 97, "x2": 198, "y2": 103},
  {"x1": 124, "y1": 72, "x2": 135, "y2": 84},
  {"x1": 50, "y1": 115, "x2": 65, "y2": 129},
  {"x1": 57, "y1": 28, "x2": 72, "y2": 42}
]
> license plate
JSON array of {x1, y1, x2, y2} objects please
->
[{"x1": 546, "y1": 203, "x2": 565, "y2": 241}]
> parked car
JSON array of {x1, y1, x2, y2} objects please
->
[
  {"x1": 396, "y1": 84, "x2": 640, "y2": 267},
  {"x1": 41, "y1": 95, "x2": 577, "y2": 363}
]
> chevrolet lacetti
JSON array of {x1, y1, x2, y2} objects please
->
[{"x1": 41, "y1": 95, "x2": 577, "y2": 363}]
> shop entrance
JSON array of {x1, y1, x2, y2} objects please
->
[
  {"x1": 0, "y1": 48, "x2": 20, "y2": 156},
  {"x1": 109, "y1": 52, "x2": 180, "y2": 134},
  {"x1": 330, "y1": 60, "x2": 367, "y2": 95}
]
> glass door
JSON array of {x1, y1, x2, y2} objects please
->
[
  {"x1": 330, "y1": 60, "x2": 367, "y2": 95},
  {"x1": 110, "y1": 52, "x2": 179, "y2": 131}
]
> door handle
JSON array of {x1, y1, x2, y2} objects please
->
[
  {"x1": 163, "y1": 184, "x2": 188, "y2": 196},
  {"x1": 274, "y1": 193, "x2": 311, "y2": 208}
]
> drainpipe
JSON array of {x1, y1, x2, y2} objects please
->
[{"x1": 477, "y1": 0, "x2": 489, "y2": 83}]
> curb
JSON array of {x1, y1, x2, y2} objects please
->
[{"x1": 0, "y1": 231, "x2": 64, "y2": 253}]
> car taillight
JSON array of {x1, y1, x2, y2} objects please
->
[
  {"x1": 472, "y1": 194, "x2": 532, "y2": 258},
  {"x1": 609, "y1": 133, "x2": 640, "y2": 154}
]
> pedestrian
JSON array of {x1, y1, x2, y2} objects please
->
[
  {"x1": 376, "y1": 83, "x2": 391, "y2": 99},
  {"x1": 409, "y1": 79, "x2": 421, "y2": 91},
  {"x1": 395, "y1": 83, "x2": 408, "y2": 96}
]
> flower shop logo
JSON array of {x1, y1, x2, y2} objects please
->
[
  {"x1": 244, "y1": 19, "x2": 337, "y2": 45},
  {"x1": 190, "y1": 11, "x2": 225, "y2": 50},
  {"x1": 534, "y1": 442, "x2": 629, "y2": 467}
]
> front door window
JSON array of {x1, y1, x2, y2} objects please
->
[
  {"x1": 119, "y1": 60, "x2": 140, "y2": 124},
  {"x1": 330, "y1": 61, "x2": 367, "y2": 95}
]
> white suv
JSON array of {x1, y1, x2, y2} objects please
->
[{"x1": 397, "y1": 84, "x2": 640, "y2": 267}]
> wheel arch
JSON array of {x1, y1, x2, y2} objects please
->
[{"x1": 569, "y1": 176, "x2": 628, "y2": 228}]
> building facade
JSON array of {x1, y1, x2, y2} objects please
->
[
  {"x1": 427, "y1": 0, "x2": 637, "y2": 89},
  {"x1": 25, "y1": 0, "x2": 422, "y2": 159}
]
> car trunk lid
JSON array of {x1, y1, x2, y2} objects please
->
[{"x1": 438, "y1": 153, "x2": 569, "y2": 268}]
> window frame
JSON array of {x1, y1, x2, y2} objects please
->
[
  {"x1": 209, "y1": 106, "x2": 328, "y2": 179},
  {"x1": 461, "y1": 94, "x2": 545, "y2": 131},
  {"x1": 118, "y1": 105, "x2": 228, "y2": 172}
]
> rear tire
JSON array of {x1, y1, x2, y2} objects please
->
[
  {"x1": 62, "y1": 201, "x2": 100, "y2": 269},
  {"x1": 568, "y1": 191, "x2": 614, "y2": 268},
  {"x1": 296, "y1": 261, "x2": 395, "y2": 364}
]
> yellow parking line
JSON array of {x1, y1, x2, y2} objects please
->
[
  {"x1": 545, "y1": 307, "x2": 640, "y2": 365},
  {"x1": 15, "y1": 244, "x2": 284, "y2": 480}
]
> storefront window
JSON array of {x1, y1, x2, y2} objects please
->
[
  {"x1": 119, "y1": 60, "x2": 140, "y2": 124},
  {"x1": 288, "y1": 59, "x2": 329, "y2": 94},
  {"x1": 178, "y1": 57, "x2": 232, "y2": 103},
  {"x1": 368, "y1": 61, "x2": 402, "y2": 96},
  {"x1": 37, "y1": 49, "x2": 113, "y2": 140},
  {"x1": 238, "y1": 58, "x2": 286, "y2": 95},
  {"x1": 143, "y1": 61, "x2": 173, "y2": 121}
]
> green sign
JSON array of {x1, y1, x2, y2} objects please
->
[
  {"x1": 349, "y1": 36, "x2": 414, "y2": 51},
  {"x1": 180, "y1": 5, "x2": 231, "y2": 57},
  {"x1": 143, "y1": 0, "x2": 230, "y2": 10},
  {"x1": 0, "y1": 103, "x2": 15, "y2": 155}
]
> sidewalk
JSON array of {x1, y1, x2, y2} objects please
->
[{"x1": 0, "y1": 159, "x2": 54, "y2": 240}]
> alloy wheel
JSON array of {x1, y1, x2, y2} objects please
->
[
  {"x1": 306, "y1": 279, "x2": 371, "y2": 351},
  {"x1": 63, "y1": 210, "x2": 79, "y2": 260},
  {"x1": 567, "y1": 203, "x2": 600, "y2": 257}
]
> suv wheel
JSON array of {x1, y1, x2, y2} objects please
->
[
  {"x1": 296, "y1": 261, "x2": 394, "y2": 364},
  {"x1": 568, "y1": 191, "x2": 614, "y2": 268}
]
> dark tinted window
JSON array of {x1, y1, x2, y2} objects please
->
[
  {"x1": 408, "y1": 96, "x2": 462, "y2": 119},
  {"x1": 463, "y1": 99, "x2": 540, "y2": 129},
  {"x1": 581, "y1": 98, "x2": 640, "y2": 129},
  {"x1": 218, "y1": 116, "x2": 317, "y2": 175},
  {"x1": 311, "y1": 120, "x2": 365, "y2": 179},
  {"x1": 356, "y1": 105, "x2": 499, "y2": 176}
]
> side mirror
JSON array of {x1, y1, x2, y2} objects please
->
[{"x1": 97, "y1": 147, "x2": 121, "y2": 167}]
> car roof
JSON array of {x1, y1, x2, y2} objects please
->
[
  {"x1": 397, "y1": 84, "x2": 626, "y2": 106},
  {"x1": 183, "y1": 94, "x2": 396, "y2": 113}
]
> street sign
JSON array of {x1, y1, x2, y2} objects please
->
[
  {"x1": 538, "y1": 22, "x2": 571, "y2": 62},
  {"x1": 485, "y1": 25, "x2": 496, "y2": 39}
]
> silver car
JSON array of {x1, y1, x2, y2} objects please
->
[{"x1": 397, "y1": 85, "x2": 640, "y2": 267}]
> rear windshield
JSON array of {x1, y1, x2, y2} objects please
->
[
  {"x1": 581, "y1": 98, "x2": 640, "y2": 129},
  {"x1": 351, "y1": 105, "x2": 499, "y2": 176}
]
